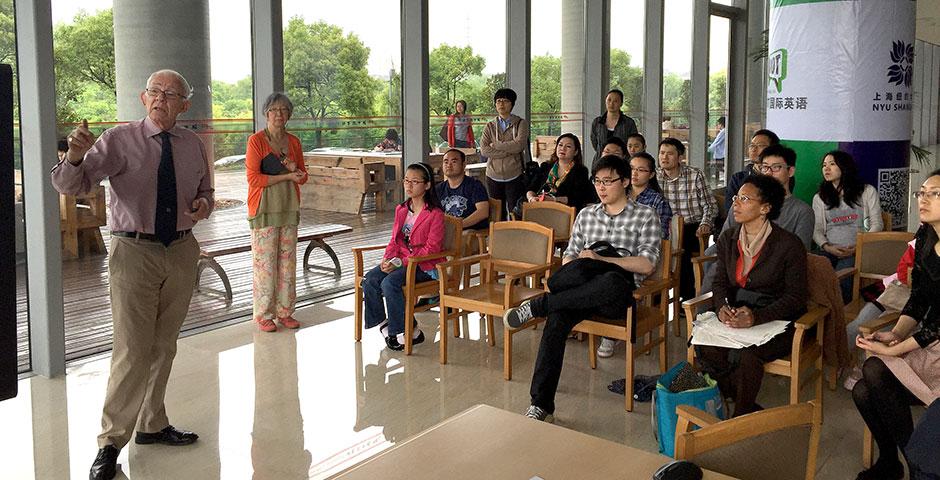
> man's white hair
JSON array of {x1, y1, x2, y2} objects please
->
[{"x1": 146, "y1": 69, "x2": 192, "y2": 99}]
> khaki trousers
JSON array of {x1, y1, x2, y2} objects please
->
[{"x1": 97, "y1": 234, "x2": 199, "y2": 448}]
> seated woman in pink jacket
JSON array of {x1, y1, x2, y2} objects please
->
[{"x1": 361, "y1": 162, "x2": 445, "y2": 350}]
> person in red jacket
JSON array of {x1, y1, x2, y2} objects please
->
[
  {"x1": 361, "y1": 162, "x2": 445, "y2": 350},
  {"x1": 245, "y1": 92, "x2": 308, "y2": 332},
  {"x1": 446, "y1": 100, "x2": 475, "y2": 148}
]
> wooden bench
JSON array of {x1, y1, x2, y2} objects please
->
[{"x1": 195, "y1": 223, "x2": 353, "y2": 302}]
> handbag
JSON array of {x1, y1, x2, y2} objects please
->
[
  {"x1": 438, "y1": 119, "x2": 449, "y2": 141},
  {"x1": 876, "y1": 280, "x2": 911, "y2": 312},
  {"x1": 652, "y1": 361, "x2": 726, "y2": 457},
  {"x1": 260, "y1": 152, "x2": 288, "y2": 175}
]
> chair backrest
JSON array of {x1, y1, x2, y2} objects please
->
[
  {"x1": 854, "y1": 231, "x2": 914, "y2": 280},
  {"x1": 488, "y1": 198, "x2": 503, "y2": 223},
  {"x1": 488, "y1": 221, "x2": 554, "y2": 266},
  {"x1": 676, "y1": 402, "x2": 821, "y2": 480},
  {"x1": 522, "y1": 202, "x2": 576, "y2": 241},
  {"x1": 669, "y1": 215, "x2": 685, "y2": 280},
  {"x1": 644, "y1": 239, "x2": 672, "y2": 282},
  {"x1": 438, "y1": 215, "x2": 464, "y2": 284},
  {"x1": 881, "y1": 211, "x2": 893, "y2": 231}
]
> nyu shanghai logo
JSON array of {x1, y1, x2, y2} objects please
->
[
  {"x1": 887, "y1": 40, "x2": 914, "y2": 88},
  {"x1": 768, "y1": 48, "x2": 788, "y2": 93}
]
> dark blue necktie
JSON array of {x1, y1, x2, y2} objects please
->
[{"x1": 155, "y1": 132, "x2": 178, "y2": 246}]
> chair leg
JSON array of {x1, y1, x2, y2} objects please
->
[
  {"x1": 659, "y1": 326, "x2": 668, "y2": 374},
  {"x1": 354, "y1": 283, "x2": 363, "y2": 341},
  {"x1": 451, "y1": 309, "x2": 460, "y2": 338},
  {"x1": 672, "y1": 291, "x2": 682, "y2": 337},
  {"x1": 826, "y1": 365, "x2": 838, "y2": 391},
  {"x1": 503, "y1": 327, "x2": 513, "y2": 380},
  {"x1": 625, "y1": 342, "x2": 634, "y2": 412},
  {"x1": 588, "y1": 334, "x2": 597, "y2": 370},
  {"x1": 486, "y1": 315, "x2": 496, "y2": 347},
  {"x1": 862, "y1": 427, "x2": 874, "y2": 468},
  {"x1": 815, "y1": 357, "x2": 825, "y2": 424},
  {"x1": 405, "y1": 300, "x2": 415, "y2": 356},
  {"x1": 439, "y1": 304, "x2": 448, "y2": 364}
]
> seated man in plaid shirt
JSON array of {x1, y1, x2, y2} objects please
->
[{"x1": 504, "y1": 155, "x2": 661, "y2": 422}]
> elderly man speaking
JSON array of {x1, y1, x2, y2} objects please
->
[{"x1": 51, "y1": 69, "x2": 214, "y2": 480}]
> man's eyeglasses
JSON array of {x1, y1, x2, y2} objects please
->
[
  {"x1": 748, "y1": 143, "x2": 769, "y2": 150},
  {"x1": 731, "y1": 194, "x2": 758, "y2": 204},
  {"x1": 632, "y1": 168, "x2": 651, "y2": 174},
  {"x1": 144, "y1": 87, "x2": 186, "y2": 101},
  {"x1": 592, "y1": 177, "x2": 623, "y2": 187},
  {"x1": 913, "y1": 190, "x2": 940, "y2": 201},
  {"x1": 759, "y1": 164, "x2": 788, "y2": 173}
]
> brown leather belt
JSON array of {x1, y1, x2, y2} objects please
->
[{"x1": 112, "y1": 229, "x2": 191, "y2": 242}]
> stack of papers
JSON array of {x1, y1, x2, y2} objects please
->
[{"x1": 691, "y1": 312, "x2": 789, "y2": 349}]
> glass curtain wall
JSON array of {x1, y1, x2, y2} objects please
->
[
  {"x1": 610, "y1": 0, "x2": 646, "y2": 132},
  {"x1": 661, "y1": 0, "x2": 693, "y2": 154},
  {"x1": 428, "y1": 0, "x2": 505, "y2": 152},
  {"x1": 530, "y1": 0, "x2": 584, "y2": 141},
  {"x1": 706, "y1": 15, "x2": 730, "y2": 186}
]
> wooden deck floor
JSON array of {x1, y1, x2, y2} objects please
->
[{"x1": 15, "y1": 170, "x2": 395, "y2": 372}]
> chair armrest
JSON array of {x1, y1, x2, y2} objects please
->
[
  {"x1": 675, "y1": 405, "x2": 721, "y2": 429},
  {"x1": 407, "y1": 251, "x2": 451, "y2": 265},
  {"x1": 352, "y1": 244, "x2": 388, "y2": 276},
  {"x1": 691, "y1": 255, "x2": 718, "y2": 267},
  {"x1": 505, "y1": 263, "x2": 554, "y2": 283},
  {"x1": 835, "y1": 267, "x2": 857, "y2": 281},
  {"x1": 436, "y1": 253, "x2": 491, "y2": 270},
  {"x1": 858, "y1": 311, "x2": 902, "y2": 335},
  {"x1": 681, "y1": 291, "x2": 714, "y2": 311},
  {"x1": 636, "y1": 278, "x2": 671, "y2": 298},
  {"x1": 793, "y1": 305, "x2": 828, "y2": 331}
]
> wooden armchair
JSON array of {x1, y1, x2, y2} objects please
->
[
  {"x1": 668, "y1": 215, "x2": 685, "y2": 336},
  {"x1": 674, "y1": 401, "x2": 822, "y2": 480},
  {"x1": 844, "y1": 230, "x2": 913, "y2": 318},
  {"x1": 521, "y1": 201, "x2": 576, "y2": 250},
  {"x1": 436, "y1": 221, "x2": 555, "y2": 380},
  {"x1": 571, "y1": 239, "x2": 672, "y2": 412},
  {"x1": 462, "y1": 198, "x2": 503, "y2": 288},
  {"x1": 353, "y1": 215, "x2": 464, "y2": 355},
  {"x1": 59, "y1": 185, "x2": 108, "y2": 259},
  {"x1": 681, "y1": 267, "x2": 829, "y2": 408}
]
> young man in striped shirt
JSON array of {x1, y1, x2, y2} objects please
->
[{"x1": 504, "y1": 155, "x2": 661, "y2": 422}]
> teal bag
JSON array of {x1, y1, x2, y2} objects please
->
[{"x1": 652, "y1": 361, "x2": 726, "y2": 457}]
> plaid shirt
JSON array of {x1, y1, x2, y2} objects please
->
[
  {"x1": 563, "y1": 201, "x2": 661, "y2": 283},
  {"x1": 634, "y1": 187, "x2": 673, "y2": 240},
  {"x1": 657, "y1": 164, "x2": 718, "y2": 227}
]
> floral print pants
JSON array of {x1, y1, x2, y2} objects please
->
[{"x1": 251, "y1": 224, "x2": 297, "y2": 321}]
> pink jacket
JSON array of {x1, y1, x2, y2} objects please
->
[{"x1": 383, "y1": 201, "x2": 446, "y2": 272}]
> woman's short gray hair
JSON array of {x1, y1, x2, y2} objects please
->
[{"x1": 263, "y1": 92, "x2": 293, "y2": 116}]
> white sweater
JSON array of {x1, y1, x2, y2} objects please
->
[{"x1": 812, "y1": 184, "x2": 884, "y2": 248}]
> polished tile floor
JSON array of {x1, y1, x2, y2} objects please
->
[{"x1": 1, "y1": 295, "x2": 900, "y2": 479}]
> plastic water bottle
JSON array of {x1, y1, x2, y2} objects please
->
[{"x1": 389, "y1": 257, "x2": 403, "y2": 269}]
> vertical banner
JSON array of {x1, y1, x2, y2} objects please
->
[{"x1": 767, "y1": 0, "x2": 915, "y2": 229}]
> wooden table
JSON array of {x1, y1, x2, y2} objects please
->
[{"x1": 330, "y1": 404, "x2": 737, "y2": 479}]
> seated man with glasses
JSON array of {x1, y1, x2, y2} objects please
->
[
  {"x1": 725, "y1": 129, "x2": 780, "y2": 213},
  {"x1": 503, "y1": 155, "x2": 661, "y2": 423}
]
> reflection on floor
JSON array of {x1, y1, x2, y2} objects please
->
[{"x1": 1, "y1": 294, "x2": 889, "y2": 479}]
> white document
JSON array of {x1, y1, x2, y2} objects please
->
[{"x1": 691, "y1": 311, "x2": 790, "y2": 348}]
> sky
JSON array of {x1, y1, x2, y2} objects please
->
[{"x1": 50, "y1": 0, "x2": 724, "y2": 84}]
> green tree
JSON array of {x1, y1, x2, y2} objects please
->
[
  {"x1": 283, "y1": 17, "x2": 379, "y2": 148},
  {"x1": 708, "y1": 69, "x2": 728, "y2": 125},
  {"x1": 530, "y1": 55, "x2": 560, "y2": 135},
  {"x1": 428, "y1": 44, "x2": 485, "y2": 116},
  {"x1": 0, "y1": 0, "x2": 14, "y2": 67},
  {"x1": 663, "y1": 72, "x2": 691, "y2": 127},
  {"x1": 609, "y1": 49, "x2": 643, "y2": 115},
  {"x1": 53, "y1": 8, "x2": 116, "y2": 122}
]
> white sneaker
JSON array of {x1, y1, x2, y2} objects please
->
[
  {"x1": 597, "y1": 338, "x2": 619, "y2": 358},
  {"x1": 523, "y1": 405, "x2": 554, "y2": 423}
]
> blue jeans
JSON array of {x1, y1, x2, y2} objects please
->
[{"x1": 362, "y1": 264, "x2": 432, "y2": 336}]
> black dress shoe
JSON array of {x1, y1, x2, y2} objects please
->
[
  {"x1": 135, "y1": 425, "x2": 199, "y2": 446},
  {"x1": 89, "y1": 445, "x2": 119, "y2": 480},
  {"x1": 385, "y1": 330, "x2": 425, "y2": 351}
]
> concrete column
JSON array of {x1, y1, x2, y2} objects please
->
[
  {"x1": 744, "y1": 0, "x2": 767, "y2": 166},
  {"x1": 642, "y1": 0, "x2": 664, "y2": 153},
  {"x1": 15, "y1": 0, "x2": 65, "y2": 377},
  {"x1": 400, "y1": 0, "x2": 429, "y2": 169},
  {"x1": 581, "y1": 0, "x2": 610, "y2": 163},
  {"x1": 689, "y1": 0, "x2": 709, "y2": 171},
  {"x1": 506, "y1": 0, "x2": 531, "y2": 123},
  {"x1": 113, "y1": 0, "x2": 212, "y2": 123},
  {"x1": 251, "y1": 0, "x2": 284, "y2": 132},
  {"x1": 727, "y1": 2, "x2": 748, "y2": 174},
  {"x1": 560, "y1": 0, "x2": 584, "y2": 138}
]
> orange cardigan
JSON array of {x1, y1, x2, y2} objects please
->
[{"x1": 245, "y1": 130, "x2": 308, "y2": 218}]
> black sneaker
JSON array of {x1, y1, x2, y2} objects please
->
[
  {"x1": 385, "y1": 329, "x2": 424, "y2": 351},
  {"x1": 523, "y1": 405, "x2": 554, "y2": 423},
  {"x1": 505, "y1": 301, "x2": 534, "y2": 329}
]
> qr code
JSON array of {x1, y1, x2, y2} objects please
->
[{"x1": 878, "y1": 168, "x2": 908, "y2": 230}]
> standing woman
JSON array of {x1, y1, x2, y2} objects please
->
[
  {"x1": 629, "y1": 152, "x2": 672, "y2": 240},
  {"x1": 812, "y1": 150, "x2": 883, "y2": 302},
  {"x1": 446, "y1": 100, "x2": 475, "y2": 148},
  {"x1": 852, "y1": 169, "x2": 940, "y2": 480},
  {"x1": 246, "y1": 92, "x2": 308, "y2": 332},
  {"x1": 361, "y1": 163, "x2": 445, "y2": 351},
  {"x1": 517, "y1": 133, "x2": 596, "y2": 217},
  {"x1": 590, "y1": 88, "x2": 638, "y2": 168}
]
